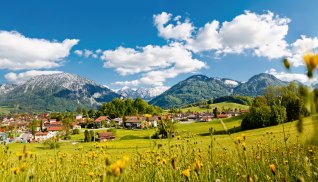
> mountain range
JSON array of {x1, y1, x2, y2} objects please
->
[
  {"x1": 115, "y1": 86, "x2": 169, "y2": 101},
  {"x1": 0, "y1": 73, "x2": 120, "y2": 112},
  {"x1": 0, "y1": 72, "x2": 292, "y2": 112},
  {"x1": 149, "y1": 73, "x2": 289, "y2": 108}
]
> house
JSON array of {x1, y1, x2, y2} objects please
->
[
  {"x1": 97, "y1": 132, "x2": 115, "y2": 142},
  {"x1": 71, "y1": 124, "x2": 81, "y2": 130},
  {"x1": 34, "y1": 131, "x2": 57, "y2": 141},
  {"x1": 49, "y1": 119, "x2": 57, "y2": 123},
  {"x1": 75, "y1": 115, "x2": 83, "y2": 120},
  {"x1": 149, "y1": 116, "x2": 160, "y2": 127},
  {"x1": 124, "y1": 116, "x2": 144, "y2": 129},
  {"x1": 113, "y1": 118, "x2": 123, "y2": 126},
  {"x1": 200, "y1": 116, "x2": 212, "y2": 122},
  {"x1": 94, "y1": 116, "x2": 111, "y2": 128},
  {"x1": 35, "y1": 132, "x2": 49, "y2": 141},
  {"x1": 217, "y1": 114, "x2": 229, "y2": 119},
  {"x1": 47, "y1": 126, "x2": 64, "y2": 132}
]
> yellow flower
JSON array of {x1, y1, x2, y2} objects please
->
[
  {"x1": 269, "y1": 164, "x2": 276, "y2": 175},
  {"x1": 303, "y1": 53, "x2": 318, "y2": 78},
  {"x1": 16, "y1": 152, "x2": 23, "y2": 161},
  {"x1": 110, "y1": 156, "x2": 129, "y2": 176},
  {"x1": 193, "y1": 159, "x2": 203, "y2": 172},
  {"x1": 88, "y1": 172, "x2": 94, "y2": 177},
  {"x1": 11, "y1": 167, "x2": 20, "y2": 175},
  {"x1": 182, "y1": 168, "x2": 190, "y2": 178},
  {"x1": 20, "y1": 162, "x2": 26, "y2": 172},
  {"x1": 110, "y1": 163, "x2": 121, "y2": 176}
]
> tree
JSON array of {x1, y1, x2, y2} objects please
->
[
  {"x1": 84, "y1": 130, "x2": 91, "y2": 142},
  {"x1": 213, "y1": 107, "x2": 219, "y2": 118},
  {"x1": 30, "y1": 120, "x2": 38, "y2": 140},
  {"x1": 270, "y1": 105, "x2": 287, "y2": 126},
  {"x1": 88, "y1": 109, "x2": 95, "y2": 118},
  {"x1": 82, "y1": 108, "x2": 88, "y2": 117},
  {"x1": 152, "y1": 119, "x2": 176, "y2": 139}
]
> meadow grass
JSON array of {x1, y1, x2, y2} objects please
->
[
  {"x1": 1, "y1": 116, "x2": 317, "y2": 181},
  {"x1": 179, "y1": 102, "x2": 249, "y2": 113}
]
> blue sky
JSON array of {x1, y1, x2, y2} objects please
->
[{"x1": 0, "y1": 0, "x2": 318, "y2": 89}]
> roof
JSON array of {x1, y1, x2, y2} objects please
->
[
  {"x1": 125, "y1": 116, "x2": 144, "y2": 123},
  {"x1": 47, "y1": 126, "x2": 63, "y2": 131},
  {"x1": 35, "y1": 132, "x2": 48, "y2": 136},
  {"x1": 95, "y1": 116, "x2": 111, "y2": 122},
  {"x1": 97, "y1": 132, "x2": 115, "y2": 139}
]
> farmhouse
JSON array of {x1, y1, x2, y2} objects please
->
[
  {"x1": 97, "y1": 132, "x2": 115, "y2": 142},
  {"x1": 124, "y1": 116, "x2": 145, "y2": 129},
  {"x1": 94, "y1": 116, "x2": 111, "y2": 128}
]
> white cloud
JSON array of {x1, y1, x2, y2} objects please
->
[
  {"x1": 74, "y1": 50, "x2": 83, "y2": 56},
  {"x1": 266, "y1": 68, "x2": 314, "y2": 83},
  {"x1": 186, "y1": 20, "x2": 221, "y2": 52},
  {"x1": 5, "y1": 70, "x2": 63, "y2": 83},
  {"x1": 288, "y1": 35, "x2": 318, "y2": 67},
  {"x1": 186, "y1": 11, "x2": 291, "y2": 59},
  {"x1": 74, "y1": 49, "x2": 101, "y2": 59},
  {"x1": 0, "y1": 30, "x2": 79, "y2": 70},
  {"x1": 112, "y1": 80, "x2": 141, "y2": 87},
  {"x1": 153, "y1": 12, "x2": 194, "y2": 41},
  {"x1": 103, "y1": 42, "x2": 205, "y2": 86}
]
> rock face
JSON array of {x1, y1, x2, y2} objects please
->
[
  {"x1": 0, "y1": 73, "x2": 120, "y2": 112},
  {"x1": 149, "y1": 73, "x2": 288, "y2": 109},
  {"x1": 116, "y1": 86, "x2": 169, "y2": 101},
  {"x1": 233, "y1": 73, "x2": 288, "y2": 97}
]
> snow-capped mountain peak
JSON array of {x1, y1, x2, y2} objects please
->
[{"x1": 116, "y1": 86, "x2": 169, "y2": 101}]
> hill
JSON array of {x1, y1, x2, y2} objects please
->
[
  {"x1": 150, "y1": 73, "x2": 288, "y2": 109},
  {"x1": 149, "y1": 75, "x2": 238, "y2": 108}
]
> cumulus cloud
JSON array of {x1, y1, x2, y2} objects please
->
[
  {"x1": 186, "y1": 11, "x2": 291, "y2": 59},
  {"x1": 266, "y1": 68, "x2": 314, "y2": 83},
  {"x1": 0, "y1": 30, "x2": 78, "y2": 70},
  {"x1": 74, "y1": 49, "x2": 101, "y2": 59},
  {"x1": 153, "y1": 12, "x2": 194, "y2": 41},
  {"x1": 5, "y1": 70, "x2": 63, "y2": 83},
  {"x1": 288, "y1": 35, "x2": 318, "y2": 66},
  {"x1": 102, "y1": 42, "x2": 205, "y2": 86}
]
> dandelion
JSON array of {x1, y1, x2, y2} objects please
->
[
  {"x1": 269, "y1": 164, "x2": 276, "y2": 175},
  {"x1": 303, "y1": 53, "x2": 318, "y2": 78},
  {"x1": 20, "y1": 162, "x2": 26, "y2": 172},
  {"x1": 11, "y1": 167, "x2": 20, "y2": 175},
  {"x1": 182, "y1": 168, "x2": 190, "y2": 178},
  {"x1": 110, "y1": 163, "x2": 121, "y2": 176},
  {"x1": 16, "y1": 152, "x2": 23, "y2": 161},
  {"x1": 88, "y1": 172, "x2": 94, "y2": 177},
  {"x1": 193, "y1": 159, "x2": 203, "y2": 172}
]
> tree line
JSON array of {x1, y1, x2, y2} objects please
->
[{"x1": 241, "y1": 83, "x2": 311, "y2": 130}]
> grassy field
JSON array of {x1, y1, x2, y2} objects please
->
[
  {"x1": 1, "y1": 116, "x2": 318, "y2": 181},
  {"x1": 179, "y1": 102, "x2": 249, "y2": 113},
  {"x1": 0, "y1": 106, "x2": 14, "y2": 114}
]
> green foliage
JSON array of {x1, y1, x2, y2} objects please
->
[
  {"x1": 84, "y1": 130, "x2": 91, "y2": 142},
  {"x1": 213, "y1": 95, "x2": 253, "y2": 106},
  {"x1": 98, "y1": 98, "x2": 162, "y2": 118},
  {"x1": 72, "y1": 129, "x2": 80, "y2": 135},
  {"x1": 152, "y1": 119, "x2": 176, "y2": 139},
  {"x1": 242, "y1": 84, "x2": 309, "y2": 131},
  {"x1": 43, "y1": 138, "x2": 60, "y2": 149}
]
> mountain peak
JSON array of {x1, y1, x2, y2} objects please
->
[{"x1": 0, "y1": 72, "x2": 120, "y2": 112}]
